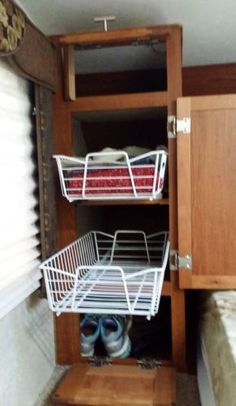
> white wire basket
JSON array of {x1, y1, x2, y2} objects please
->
[
  {"x1": 40, "y1": 230, "x2": 170, "y2": 319},
  {"x1": 54, "y1": 150, "x2": 167, "y2": 202}
]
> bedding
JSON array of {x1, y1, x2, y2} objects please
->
[
  {"x1": 199, "y1": 291, "x2": 236, "y2": 406},
  {"x1": 67, "y1": 165, "x2": 162, "y2": 196}
]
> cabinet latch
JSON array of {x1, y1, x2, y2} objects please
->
[
  {"x1": 167, "y1": 116, "x2": 191, "y2": 138},
  {"x1": 167, "y1": 115, "x2": 176, "y2": 139},
  {"x1": 170, "y1": 249, "x2": 192, "y2": 271},
  {"x1": 137, "y1": 359, "x2": 162, "y2": 370},
  {"x1": 89, "y1": 356, "x2": 112, "y2": 367}
]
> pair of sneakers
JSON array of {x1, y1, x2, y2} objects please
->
[{"x1": 80, "y1": 314, "x2": 132, "y2": 359}]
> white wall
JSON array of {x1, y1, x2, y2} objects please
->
[{"x1": 0, "y1": 292, "x2": 55, "y2": 406}]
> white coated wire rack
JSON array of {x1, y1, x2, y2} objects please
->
[
  {"x1": 54, "y1": 150, "x2": 167, "y2": 202},
  {"x1": 40, "y1": 230, "x2": 169, "y2": 319}
]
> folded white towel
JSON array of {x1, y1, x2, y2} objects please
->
[{"x1": 91, "y1": 146, "x2": 152, "y2": 164}]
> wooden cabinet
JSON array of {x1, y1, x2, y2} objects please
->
[
  {"x1": 49, "y1": 23, "x2": 236, "y2": 405},
  {"x1": 51, "y1": 24, "x2": 185, "y2": 404},
  {"x1": 177, "y1": 94, "x2": 236, "y2": 289}
]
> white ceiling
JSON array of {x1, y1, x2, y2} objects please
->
[{"x1": 16, "y1": 0, "x2": 236, "y2": 67}]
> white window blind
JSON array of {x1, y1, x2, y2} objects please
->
[{"x1": 0, "y1": 59, "x2": 41, "y2": 319}]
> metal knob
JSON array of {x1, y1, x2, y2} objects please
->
[{"x1": 94, "y1": 16, "x2": 116, "y2": 32}]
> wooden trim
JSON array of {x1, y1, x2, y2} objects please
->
[
  {"x1": 165, "y1": 25, "x2": 186, "y2": 371},
  {"x1": 68, "y1": 91, "x2": 168, "y2": 112},
  {"x1": 170, "y1": 274, "x2": 186, "y2": 371},
  {"x1": 180, "y1": 275, "x2": 236, "y2": 289},
  {"x1": 53, "y1": 25, "x2": 181, "y2": 47},
  {"x1": 35, "y1": 85, "x2": 57, "y2": 261},
  {"x1": 54, "y1": 314, "x2": 80, "y2": 365},
  {"x1": 177, "y1": 97, "x2": 192, "y2": 289},
  {"x1": 53, "y1": 45, "x2": 80, "y2": 364},
  {"x1": 166, "y1": 25, "x2": 182, "y2": 249},
  {"x1": 78, "y1": 198, "x2": 169, "y2": 206},
  {"x1": 162, "y1": 281, "x2": 172, "y2": 296},
  {"x1": 191, "y1": 94, "x2": 236, "y2": 111},
  {"x1": 63, "y1": 45, "x2": 76, "y2": 101}
]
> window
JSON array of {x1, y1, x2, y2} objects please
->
[{"x1": 0, "y1": 59, "x2": 41, "y2": 318}]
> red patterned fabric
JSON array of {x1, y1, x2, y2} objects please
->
[{"x1": 67, "y1": 166, "x2": 162, "y2": 196}]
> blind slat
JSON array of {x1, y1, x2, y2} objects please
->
[{"x1": 0, "y1": 59, "x2": 41, "y2": 318}]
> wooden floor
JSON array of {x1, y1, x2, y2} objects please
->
[{"x1": 43, "y1": 368, "x2": 201, "y2": 406}]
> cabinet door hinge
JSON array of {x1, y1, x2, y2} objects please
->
[
  {"x1": 177, "y1": 117, "x2": 191, "y2": 134},
  {"x1": 88, "y1": 356, "x2": 112, "y2": 367},
  {"x1": 168, "y1": 116, "x2": 191, "y2": 138},
  {"x1": 170, "y1": 249, "x2": 192, "y2": 271},
  {"x1": 137, "y1": 359, "x2": 162, "y2": 370}
]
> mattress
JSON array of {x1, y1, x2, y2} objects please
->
[{"x1": 199, "y1": 291, "x2": 236, "y2": 406}]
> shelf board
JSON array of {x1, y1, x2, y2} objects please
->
[
  {"x1": 77, "y1": 198, "x2": 169, "y2": 206},
  {"x1": 68, "y1": 91, "x2": 168, "y2": 112},
  {"x1": 54, "y1": 24, "x2": 181, "y2": 47}
]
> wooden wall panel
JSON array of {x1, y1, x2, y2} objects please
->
[
  {"x1": 183, "y1": 63, "x2": 236, "y2": 96},
  {"x1": 73, "y1": 63, "x2": 236, "y2": 99}
]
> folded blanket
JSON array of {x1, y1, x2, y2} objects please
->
[{"x1": 67, "y1": 166, "x2": 161, "y2": 196}]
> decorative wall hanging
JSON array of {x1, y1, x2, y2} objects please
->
[
  {"x1": 0, "y1": 0, "x2": 57, "y2": 91},
  {"x1": 0, "y1": 0, "x2": 26, "y2": 54}
]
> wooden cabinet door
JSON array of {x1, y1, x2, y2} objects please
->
[
  {"x1": 52, "y1": 364, "x2": 176, "y2": 406},
  {"x1": 177, "y1": 95, "x2": 236, "y2": 289}
]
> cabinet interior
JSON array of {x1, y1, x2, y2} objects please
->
[
  {"x1": 80, "y1": 298, "x2": 172, "y2": 361},
  {"x1": 74, "y1": 41, "x2": 167, "y2": 97},
  {"x1": 71, "y1": 107, "x2": 170, "y2": 360},
  {"x1": 52, "y1": 25, "x2": 186, "y2": 372},
  {"x1": 72, "y1": 107, "x2": 168, "y2": 153}
]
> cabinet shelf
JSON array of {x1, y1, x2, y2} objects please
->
[
  {"x1": 78, "y1": 198, "x2": 169, "y2": 206},
  {"x1": 68, "y1": 91, "x2": 168, "y2": 112}
]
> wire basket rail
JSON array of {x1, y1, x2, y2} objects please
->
[
  {"x1": 54, "y1": 150, "x2": 167, "y2": 202},
  {"x1": 40, "y1": 230, "x2": 169, "y2": 319}
]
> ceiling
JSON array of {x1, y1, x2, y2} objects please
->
[{"x1": 16, "y1": 0, "x2": 236, "y2": 67}]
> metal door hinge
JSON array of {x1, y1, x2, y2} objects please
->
[
  {"x1": 167, "y1": 116, "x2": 176, "y2": 138},
  {"x1": 89, "y1": 356, "x2": 112, "y2": 367},
  {"x1": 170, "y1": 250, "x2": 192, "y2": 271},
  {"x1": 168, "y1": 116, "x2": 191, "y2": 138},
  {"x1": 137, "y1": 359, "x2": 161, "y2": 370}
]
